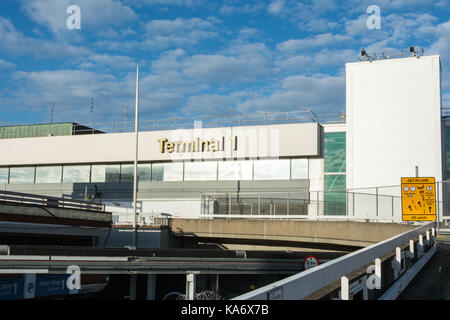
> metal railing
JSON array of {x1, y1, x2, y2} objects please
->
[
  {"x1": 71, "y1": 110, "x2": 319, "y2": 134},
  {"x1": 0, "y1": 190, "x2": 105, "y2": 212},
  {"x1": 232, "y1": 223, "x2": 436, "y2": 300},
  {"x1": 359, "y1": 47, "x2": 425, "y2": 62},
  {"x1": 198, "y1": 181, "x2": 447, "y2": 223}
]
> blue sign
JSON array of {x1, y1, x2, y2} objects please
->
[
  {"x1": 0, "y1": 277, "x2": 24, "y2": 300},
  {"x1": 35, "y1": 275, "x2": 70, "y2": 298}
]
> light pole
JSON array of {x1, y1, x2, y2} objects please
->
[{"x1": 133, "y1": 65, "x2": 139, "y2": 247}]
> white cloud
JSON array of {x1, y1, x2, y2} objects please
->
[
  {"x1": 0, "y1": 59, "x2": 16, "y2": 69},
  {"x1": 183, "y1": 43, "x2": 277, "y2": 83},
  {"x1": 0, "y1": 16, "x2": 92, "y2": 59},
  {"x1": 238, "y1": 27, "x2": 259, "y2": 39},
  {"x1": 236, "y1": 74, "x2": 345, "y2": 114},
  {"x1": 142, "y1": 17, "x2": 219, "y2": 49},
  {"x1": 219, "y1": 2, "x2": 265, "y2": 15},
  {"x1": 277, "y1": 49, "x2": 357, "y2": 74},
  {"x1": 277, "y1": 33, "x2": 353, "y2": 53},
  {"x1": 78, "y1": 54, "x2": 137, "y2": 70},
  {"x1": 183, "y1": 94, "x2": 239, "y2": 114},
  {"x1": 21, "y1": 0, "x2": 138, "y2": 37},
  {"x1": 267, "y1": 0, "x2": 286, "y2": 15},
  {"x1": 127, "y1": 0, "x2": 205, "y2": 6}
]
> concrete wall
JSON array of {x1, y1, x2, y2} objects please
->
[
  {"x1": 346, "y1": 55, "x2": 443, "y2": 190},
  {"x1": 168, "y1": 218, "x2": 418, "y2": 247}
]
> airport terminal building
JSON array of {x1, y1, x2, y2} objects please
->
[{"x1": 0, "y1": 54, "x2": 447, "y2": 222}]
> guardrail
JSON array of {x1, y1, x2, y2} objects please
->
[
  {"x1": 232, "y1": 222, "x2": 436, "y2": 300},
  {"x1": 72, "y1": 110, "x2": 319, "y2": 134},
  {"x1": 0, "y1": 190, "x2": 105, "y2": 212}
]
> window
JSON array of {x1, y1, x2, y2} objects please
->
[
  {"x1": 35, "y1": 166, "x2": 62, "y2": 183},
  {"x1": 0, "y1": 168, "x2": 8, "y2": 184},
  {"x1": 291, "y1": 159, "x2": 308, "y2": 179},
  {"x1": 218, "y1": 160, "x2": 253, "y2": 180},
  {"x1": 9, "y1": 167, "x2": 35, "y2": 184},
  {"x1": 91, "y1": 164, "x2": 120, "y2": 183},
  {"x1": 324, "y1": 132, "x2": 346, "y2": 173},
  {"x1": 63, "y1": 165, "x2": 90, "y2": 183},
  {"x1": 184, "y1": 161, "x2": 217, "y2": 181},
  {"x1": 324, "y1": 174, "x2": 346, "y2": 215},
  {"x1": 152, "y1": 162, "x2": 183, "y2": 181},
  {"x1": 120, "y1": 164, "x2": 151, "y2": 182},
  {"x1": 254, "y1": 159, "x2": 290, "y2": 180}
]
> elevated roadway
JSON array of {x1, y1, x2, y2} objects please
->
[{"x1": 0, "y1": 246, "x2": 348, "y2": 275}]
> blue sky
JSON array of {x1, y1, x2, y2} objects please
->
[{"x1": 0, "y1": 0, "x2": 449, "y2": 126}]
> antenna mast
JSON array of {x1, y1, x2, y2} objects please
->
[
  {"x1": 50, "y1": 102, "x2": 54, "y2": 123},
  {"x1": 90, "y1": 97, "x2": 94, "y2": 125}
]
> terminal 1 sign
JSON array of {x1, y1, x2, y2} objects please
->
[{"x1": 401, "y1": 177, "x2": 436, "y2": 221}]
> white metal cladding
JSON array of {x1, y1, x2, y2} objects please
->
[
  {"x1": 346, "y1": 55, "x2": 443, "y2": 191},
  {"x1": 232, "y1": 222, "x2": 434, "y2": 300},
  {"x1": 0, "y1": 122, "x2": 321, "y2": 166}
]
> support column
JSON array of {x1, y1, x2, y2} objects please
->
[
  {"x1": 129, "y1": 274, "x2": 137, "y2": 300},
  {"x1": 341, "y1": 276, "x2": 349, "y2": 300},
  {"x1": 147, "y1": 274, "x2": 156, "y2": 300},
  {"x1": 186, "y1": 273, "x2": 197, "y2": 300}
]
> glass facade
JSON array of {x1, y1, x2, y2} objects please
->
[
  {"x1": 254, "y1": 159, "x2": 290, "y2": 180},
  {"x1": 218, "y1": 160, "x2": 253, "y2": 180},
  {"x1": 9, "y1": 167, "x2": 35, "y2": 184},
  {"x1": 35, "y1": 166, "x2": 62, "y2": 183},
  {"x1": 63, "y1": 165, "x2": 91, "y2": 183},
  {"x1": 291, "y1": 159, "x2": 308, "y2": 179},
  {"x1": 0, "y1": 158, "x2": 311, "y2": 184},
  {"x1": 184, "y1": 162, "x2": 217, "y2": 181},
  {"x1": 120, "y1": 164, "x2": 151, "y2": 183},
  {"x1": 324, "y1": 132, "x2": 346, "y2": 173},
  {"x1": 91, "y1": 164, "x2": 120, "y2": 183},
  {"x1": 152, "y1": 163, "x2": 183, "y2": 181},
  {"x1": 324, "y1": 131, "x2": 346, "y2": 215},
  {"x1": 446, "y1": 122, "x2": 450, "y2": 179},
  {"x1": 0, "y1": 168, "x2": 8, "y2": 184}
]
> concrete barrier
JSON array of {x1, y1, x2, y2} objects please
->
[{"x1": 168, "y1": 219, "x2": 418, "y2": 247}]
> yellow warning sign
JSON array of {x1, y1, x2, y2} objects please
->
[{"x1": 401, "y1": 177, "x2": 436, "y2": 221}]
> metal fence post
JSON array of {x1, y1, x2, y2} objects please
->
[
  {"x1": 352, "y1": 192, "x2": 355, "y2": 217},
  {"x1": 317, "y1": 191, "x2": 319, "y2": 216},
  {"x1": 391, "y1": 196, "x2": 394, "y2": 219},
  {"x1": 258, "y1": 193, "x2": 261, "y2": 215},
  {"x1": 376, "y1": 187, "x2": 379, "y2": 217},
  {"x1": 346, "y1": 191, "x2": 349, "y2": 217},
  {"x1": 287, "y1": 192, "x2": 290, "y2": 216},
  {"x1": 186, "y1": 273, "x2": 196, "y2": 300},
  {"x1": 436, "y1": 182, "x2": 440, "y2": 233}
]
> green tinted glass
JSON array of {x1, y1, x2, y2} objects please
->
[
  {"x1": 324, "y1": 192, "x2": 346, "y2": 215},
  {"x1": 446, "y1": 123, "x2": 450, "y2": 178},
  {"x1": 324, "y1": 132, "x2": 346, "y2": 173},
  {"x1": 325, "y1": 174, "x2": 346, "y2": 191},
  {"x1": 324, "y1": 174, "x2": 346, "y2": 216}
]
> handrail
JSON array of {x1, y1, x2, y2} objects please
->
[
  {"x1": 232, "y1": 222, "x2": 434, "y2": 300},
  {"x1": 0, "y1": 190, "x2": 104, "y2": 212}
]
